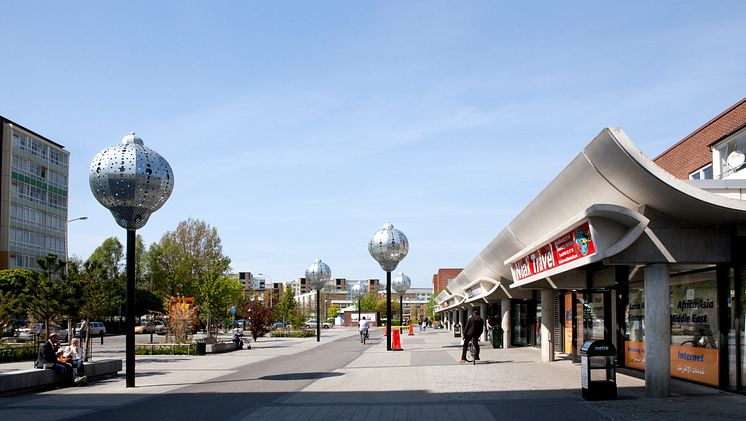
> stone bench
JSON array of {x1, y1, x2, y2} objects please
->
[
  {"x1": 0, "y1": 359, "x2": 122, "y2": 394},
  {"x1": 205, "y1": 342, "x2": 236, "y2": 353}
]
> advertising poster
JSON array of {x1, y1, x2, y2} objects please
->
[
  {"x1": 670, "y1": 345, "x2": 719, "y2": 386},
  {"x1": 511, "y1": 222, "x2": 595, "y2": 282},
  {"x1": 564, "y1": 294, "x2": 573, "y2": 353},
  {"x1": 624, "y1": 341, "x2": 646, "y2": 370}
]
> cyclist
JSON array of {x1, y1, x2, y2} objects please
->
[
  {"x1": 460, "y1": 309, "x2": 484, "y2": 363},
  {"x1": 359, "y1": 317, "x2": 370, "y2": 343}
]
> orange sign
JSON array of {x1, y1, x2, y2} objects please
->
[
  {"x1": 624, "y1": 341, "x2": 646, "y2": 370},
  {"x1": 564, "y1": 294, "x2": 573, "y2": 353},
  {"x1": 670, "y1": 345, "x2": 719, "y2": 386},
  {"x1": 623, "y1": 341, "x2": 719, "y2": 386}
]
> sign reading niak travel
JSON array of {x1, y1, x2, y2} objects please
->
[{"x1": 510, "y1": 221, "x2": 595, "y2": 282}]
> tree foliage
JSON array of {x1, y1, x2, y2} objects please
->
[
  {"x1": 274, "y1": 287, "x2": 297, "y2": 324},
  {"x1": 197, "y1": 275, "x2": 242, "y2": 337},
  {"x1": 358, "y1": 292, "x2": 378, "y2": 311},
  {"x1": 244, "y1": 299, "x2": 271, "y2": 341}
]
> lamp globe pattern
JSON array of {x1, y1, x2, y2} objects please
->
[
  {"x1": 368, "y1": 222, "x2": 409, "y2": 272},
  {"x1": 89, "y1": 132, "x2": 174, "y2": 230},
  {"x1": 306, "y1": 258, "x2": 331, "y2": 342}
]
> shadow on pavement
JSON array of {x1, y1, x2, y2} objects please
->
[{"x1": 259, "y1": 372, "x2": 344, "y2": 381}]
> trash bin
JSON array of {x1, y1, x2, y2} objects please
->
[
  {"x1": 194, "y1": 339, "x2": 207, "y2": 356},
  {"x1": 453, "y1": 323, "x2": 461, "y2": 338},
  {"x1": 492, "y1": 327, "x2": 504, "y2": 349},
  {"x1": 580, "y1": 340, "x2": 617, "y2": 400}
]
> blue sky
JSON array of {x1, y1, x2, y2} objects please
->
[{"x1": 2, "y1": 1, "x2": 745, "y2": 288}]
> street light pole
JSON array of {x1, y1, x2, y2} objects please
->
[
  {"x1": 89, "y1": 132, "x2": 173, "y2": 388},
  {"x1": 305, "y1": 259, "x2": 331, "y2": 343},
  {"x1": 64, "y1": 216, "x2": 88, "y2": 276},
  {"x1": 369, "y1": 222, "x2": 409, "y2": 351},
  {"x1": 393, "y1": 273, "x2": 411, "y2": 335}
]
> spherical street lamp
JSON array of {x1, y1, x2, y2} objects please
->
[
  {"x1": 351, "y1": 281, "x2": 368, "y2": 326},
  {"x1": 89, "y1": 132, "x2": 173, "y2": 388},
  {"x1": 393, "y1": 272, "x2": 411, "y2": 334},
  {"x1": 368, "y1": 222, "x2": 408, "y2": 351},
  {"x1": 305, "y1": 258, "x2": 331, "y2": 342}
]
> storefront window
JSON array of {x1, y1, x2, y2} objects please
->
[
  {"x1": 587, "y1": 292, "x2": 605, "y2": 340},
  {"x1": 670, "y1": 271, "x2": 719, "y2": 386},
  {"x1": 624, "y1": 286, "x2": 645, "y2": 370}
]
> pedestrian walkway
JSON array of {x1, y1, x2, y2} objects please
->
[{"x1": 1, "y1": 328, "x2": 744, "y2": 420}]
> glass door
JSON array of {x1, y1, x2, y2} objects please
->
[{"x1": 512, "y1": 301, "x2": 529, "y2": 346}]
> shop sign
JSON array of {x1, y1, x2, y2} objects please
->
[
  {"x1": 465, "y1": 285, "x2": 482, "y2": 299},
  {"x1": 622, "y1": 341, "x2": 719, "y2": 386},
  {"x1": 510, "y1": 221, "x2": 595, "y2": 282}
]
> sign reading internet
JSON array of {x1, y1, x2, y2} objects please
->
[{"x1": 510, "y1": 221, "x2": 595, "y2": 282}]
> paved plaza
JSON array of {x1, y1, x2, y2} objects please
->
[{"x1": 1, "y1": 328, "x2": 744, "y2": 420}]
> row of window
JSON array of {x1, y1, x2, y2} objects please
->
[
  {"x1": 9, "y1": 253, "x2": 40, "y2": 270},
  {"x1": 11, "y1": 130, "x2": 68, "y2": 167},
  {"x1": 12, "y1": 155, "x2": 67, "y2": 188},
  {"x1": 11, "y1": 204, "x2": 66, "y2": 230},
  {"x1": 12, "y1": 180, "x2": 67, "y2": 210},
  {"x1": 11, "y1": 228, "x2": 64, "y2": 251}
]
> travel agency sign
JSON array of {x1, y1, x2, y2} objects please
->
[{"x1": 509, "y1": 221, "x2": 596, "y2": 285}]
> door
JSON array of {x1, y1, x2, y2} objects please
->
[{"x1": 512, "y1": 301, "x2": 529, "y2": 346}]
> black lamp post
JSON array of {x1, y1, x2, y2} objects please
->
[
  {"x1": 89, "y1": 132, "x2": 173, "y2": 387},
  {"x1": 305, "y1": 259, "x2": 331, "y2": 342}
]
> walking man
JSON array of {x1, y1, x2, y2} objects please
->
[{"x1": 460, "y1": 309, "x2": 485, "y2": 363}]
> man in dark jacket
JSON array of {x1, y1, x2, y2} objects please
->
[
  {"x1": 460, "y1": 309, "x2": 485, "y2": 363},
  {"x1": 35, "y1": 332, "x2": 81, "y2": 385}
]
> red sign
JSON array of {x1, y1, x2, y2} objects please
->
[{"x1": 511, "y1": 221, "x2": 595, "y2": 282}]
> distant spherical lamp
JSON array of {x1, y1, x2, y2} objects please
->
[
  {"x1": 306, "y1": 258, "x2": 331, "y2": 342},
  {"x1": 393, "y1": 272, "x2": 411, "y2": 334},
  {"x1": 89, "y1": 132, "x2": 174, "y2": 230},
  {"x1": 351, "y1": 281, "x2": 368, "y2": 323}
]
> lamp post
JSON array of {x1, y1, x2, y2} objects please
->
[
  {"x1": 89, "y1": 132, "x2": 173, "y2": 388},
  {"x1": 64, "y1": 216, "x2": 88, "y2": 275},
  {"x1": 368, "y1": 222, "x2": 409, "y2": 351},
  {"x1": 351, "y1": 281, "x2": 367, "y2": 326},
  {"x1": 305, "y1": 259, "x2": 331, "y2": 342},
  {"x1": 392, "y1": 272, "x2": 411, "y2": 334}
]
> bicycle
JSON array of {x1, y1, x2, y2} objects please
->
[
  {"x1": 463, "y1": 340, "x2": 477, "y2": 365},
  {"x1": 360, "y1": 329, "x2": 369, "y2": 344}
]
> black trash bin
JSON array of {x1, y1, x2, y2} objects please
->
[
  {"x1": 580, "y1": 340, "x2": 617, "y2": 400},
  {"x1": 194, "y1": 339, "x2": 207, "y2": 356},
  {"x1": 453, "y1": 323, "x2": 461, "y2": 338},
  {"x1": 492, "y1": 327, "x2": 504, "y2": 349}
]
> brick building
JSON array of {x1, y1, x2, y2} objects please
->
[{"x1": 431, "y1": 268, "x2": 462, "y2": 293}]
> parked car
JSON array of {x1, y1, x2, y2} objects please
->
[
  {"x1": 229, "y1": 319, "x2": 250, "y2": 331},
  {"x1": 75, "y1": 321, "x2": 106, "y2": 336},
  {"x1": 154, "y1": 321, "x2": 167, "y2": 335},
  {"x1": 304, "y1": 320, "x2": 331, "y2": 329},
  {"x1": 135, "y1": 321, "x2": 156, "y2": 334}
]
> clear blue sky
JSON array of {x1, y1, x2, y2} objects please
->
[{"x1": 2, "y1": 1, "x2": 745, "y2": 288}]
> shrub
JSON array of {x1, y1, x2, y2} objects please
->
[
  {"x1": 269, "y1": 330, "x2": 315, "y2": 338},
  {"x1": 0, "y1": 344, "x2": 37, "y2": 362},
  {"x1": 135, "y1": 343, "x2": 196, "y2": 355}
]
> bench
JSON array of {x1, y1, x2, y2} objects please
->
[
  {"x1": 0, "y1": 359, "x2": 122, "y2": 394},
  {"x1": 205, "y1": 342, "x2": 236, "y2": 353}
]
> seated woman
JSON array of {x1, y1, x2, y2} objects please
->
[{"x1": 63, "y1": 337, "x2": 86, "y2": 380}]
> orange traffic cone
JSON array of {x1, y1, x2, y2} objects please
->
[
  {"x1": 408, "y1": 323, "x2": 414, "y2": 336},
  {"x1": 392, "y1": 329, "x2": 403, "y2": 351}
]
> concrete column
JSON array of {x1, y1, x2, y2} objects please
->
[
  {"x1": 501, "y1": 298, "x2": 511, "y2": 349},
  {"x1": 541, "y1": 290, "x2": 555, "y2": 362},
  {"x1": 480, "y1": 303, "x2": 488, "y2": 342},
  {"x1": 644, "y1": 263, "x2": 671, "y2": 398}
]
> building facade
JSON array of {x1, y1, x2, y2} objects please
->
[
  {"x1": 432, "y1": 268, "x2": 462, "y2": 294},
  {"x1": 435, "y1": 99, "x2": 746, "y2": 396},
  {"x1": 0, "y1": 117, "x2": 69, "y2": 271}
]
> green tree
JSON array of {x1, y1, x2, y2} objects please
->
[
  {"x1": 29, "y1": 254, "x2": 74, "y2": 336},
  {"x1": 358, "y1": 291, "x2": 378, "y2": 311},
  {"x1": 88, "y1": 237, "x2": 123, "y2": 281},
  {"x1": 326, "y1": 304, "x2": 340, "y2": 320},
  {"x1": 274, "y1": 287, "x2": 297, "y2": 325},
  {"x1": 375, "y1": 297, "x2": 400, "y2": 321},
  {"x1": 197, "y1": 275, "x2": 242, "y2": 336}
]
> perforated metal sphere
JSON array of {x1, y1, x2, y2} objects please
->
[
  {"x1": 351, "y1": 281, "x2": 368, "y2": 299},
  {"x1": 89, "y1": 132, "x2": 174, "y2": 230},
  {"x1": 368, "y1": 222, "x2": 409, "y2": 272},
  {"x1": 306, "y1": 258, "x2": 332, "y2": 291},
  {"x1": 393, "y1": 272, "x2": 411, "y2": 294}
]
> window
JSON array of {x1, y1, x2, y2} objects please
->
[
  {"x1": 689, "y1": 164, "x2": 713, "y2": 180},
  {"x1": 715, "y1": 128, "x2": 746, "y2": 178}
]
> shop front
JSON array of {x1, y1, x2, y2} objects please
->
[{"x1": 435, "y1": 128, "x2": 746, "y2": 396}]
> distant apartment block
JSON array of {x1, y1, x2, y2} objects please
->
[{"x1": 0, "y1": 117, "x2": 69, "y2": 271}]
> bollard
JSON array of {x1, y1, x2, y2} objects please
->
[
  {"x1": 100, "y1": 332, "x2": 104, "y2": 345},
  {"x1": 150, "y1": 333, "x2": 153, "y2": 343}
]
